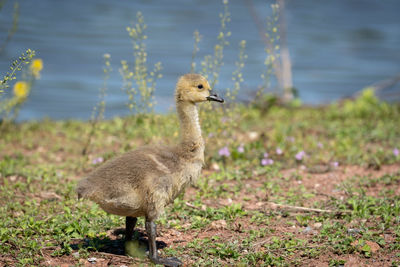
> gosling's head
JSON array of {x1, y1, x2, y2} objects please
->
[{"x1": 175, "y1": 74, "x2": 224, "y2": 104}]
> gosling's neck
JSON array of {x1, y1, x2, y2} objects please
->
[{"x1": 176, "y1": 100, "x2": 204, "y2": 149}]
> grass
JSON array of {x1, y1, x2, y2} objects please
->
[{"x1": 1, "y1": 97, "x2": 400, "y2": 266}]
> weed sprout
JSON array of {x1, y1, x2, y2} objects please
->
[
  {"x1": 0, "y1": 49, "x2": 40, "y2": 126},
  {"x1": 122, "y1": 12, "x2": 163, "y2": 115},
  {"x1": 82, "y1": 53, "x2": 111, "y2": 155}
]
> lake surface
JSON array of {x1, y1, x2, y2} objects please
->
[{"x1": 1, "y1": 0, "x2": 399, "y2": 121}]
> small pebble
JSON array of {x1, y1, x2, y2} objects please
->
[
  {"x1": 88, "y1": 257, "x2": 97, "y2": 263},
  {"x1": 303, "y1": 226, "x2": 313, "y2": 234},
  {"x1": 247, "y1": 131, "x2": 259, "y2": 141},
  {"x1": 210, "y1": 219, "x2": 227, "y2": 230},
  {"x1": 313, "y1": 222, "x2": 322, "y2": 229},
  {"x1": 210, "y1": 162, "x2": 220, "y2": 171}
]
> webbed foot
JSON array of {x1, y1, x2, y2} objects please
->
[
  {"x1": 146, "y1": 219, "x2": 183, "y2": 266},
  {"x1": 150, "y1": 256, "x2": 182, "y2": 267}
]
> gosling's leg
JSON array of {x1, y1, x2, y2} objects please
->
[
  {"x1": 125, "y1": 216, "x2": 137, "y2": 241},
  {"x1": 145, "y1": 219, "x2": 182, "y2": 267}
]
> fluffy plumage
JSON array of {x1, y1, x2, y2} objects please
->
[{"x1": 76, "y1": 74, "x2": 223, "y2": 267}]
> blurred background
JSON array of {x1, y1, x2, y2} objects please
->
[{"x1": 1, "y1": 0, "x2": 399, "y2": 121}]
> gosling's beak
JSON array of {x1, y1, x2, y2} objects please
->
[{"x1": 206, "y1": 91, "x2": 224, "y2": 103}]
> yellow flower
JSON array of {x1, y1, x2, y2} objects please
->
[
  {"x1": 30, "y1": 59, "x2": 43, "y2": 79},
  {"x1": 13, "y1": 81, "x2": 29, "y2": 98}
]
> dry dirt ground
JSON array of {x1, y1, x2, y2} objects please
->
[{"x1": 26, "y1": 164, "x2": 400, "y2": 267}]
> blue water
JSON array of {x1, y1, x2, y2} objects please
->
[{"x1": 0, "y1": 0, "x2": 399, "y2": 121}]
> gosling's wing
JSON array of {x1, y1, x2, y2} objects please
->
[{"x1": 76, "y1": 145, "x2": 180, "y2": 201}]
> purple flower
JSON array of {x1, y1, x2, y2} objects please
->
[
  {"x1": 331, "y1": 161, "x2": 339, "y2": 168},
  {"x1": 261, "y1": 158, "x2": 267, "y2": 166},
  {"x1": 393, "y1": 148, "x2": 399, "y2": 157},
  {"x1": 261, "y1": 158, "x2": 274, "y2": 166},
  {"x1": 219, "y1": 146, "x2": 230, "y2": 157},
  {"x1": 295, "y1": 151, "x2": 306, "y2": 161},
  {"x1": 208, "y1": 132, "x2": 214, "y2": 138},
  {"x1": 261, "y1": 151, "x2": 274, "y2": 166},
  {"x1": 237, "y1": 145, "x2": 244, "y2": 153},
  {"x1": 287, "y1": 136, "x2": 295, "y2": 143},
  {"x1": 317, "y1": 142, "x2": 324, "y2": 149},
  {"x1": 276, "y1": 148, "x2": 283, "y2": 155},
  {"x1": 92, "y1": 157, "x2": 104, "y2": 165}
]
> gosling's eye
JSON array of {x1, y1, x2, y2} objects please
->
[{"x1": 197, "y1": 84, "x2": 203, "y2": 89}]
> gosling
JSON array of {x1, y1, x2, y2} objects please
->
[{"x1": 77, "y1": 74, "x2": 224, "y2": 266}]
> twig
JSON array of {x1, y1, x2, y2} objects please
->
[
  {"x1": 96, "y1": 251, "x2": 128, "y2": 258},
  {"x1": 40, "y1": 246, "x2": 58, "y2": 250},
  {"x1": 266, "y1": 201, "x2": 351, "y2": 214},
  {"x1": 314, "y1": 191, "x2": 341, "y2": 201},
  {"x1": 186, "y1": 200, "x2": 351, "y2": 215},
  {"x1": 185, "y1": 202, "x2": 201, "y2": 210},
  {"x1": 96, "y1": 251, "x2": 148, "y2": 264},
  {"x1": 249, "y1": 242, "x2": 326, "y2": 251},
  {"x1": 251, "y1": 237, "x2": 272, "y2": 248}
]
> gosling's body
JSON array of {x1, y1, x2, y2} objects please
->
[
  {"x1": 77, "y1": 142, "x2": 204, "y2": 220},
  {"x1": 76, "y1": 74, "x2": 223, "y2": 267}
]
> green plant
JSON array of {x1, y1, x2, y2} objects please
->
[
  {"x1": 121, "y1": 12, "x2": 162, "y2": 115},
  {"x1": 329, "y1": 259, "x2": 346, "y2": 266},
  {"x1": 200, "y1": 0, "x2": 230, "y2": 88},
  {"x1": 190, "y1": 30, "x2": 201, "y2": 73},
  {"x1": 196, "y1": 0, "x2": 231, "y2": 88},
  {"x1": 342, "y1": 88, "x2": 397, "y2": 118},
  {"x1": 259, "y1": 3, "x2": 280, "y2": 98},
  {"x1": 226, "y1": 40, "x2": 247, "y2": 103},
  {"x1": 0, "y1": 0, "x2": 19, "y2": 53},
  {"x1": 0, "y1": 49, "x2": 35, "y2": 94},
  {"x1": 195, "y1": 0, "x2": 231, "y2": 137},
  {"x1": 1, "y1": 100, "x2": 400, "y2": 265},
  {"x1": 219, "y1": 39, "x2": 247, "y2": 133},
  {"x1": 0, "y1": 49, "x2": 41, "y2": 124},
  {"x1": 82, "y1": 53, "x2": 112, "y2": 155}
]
